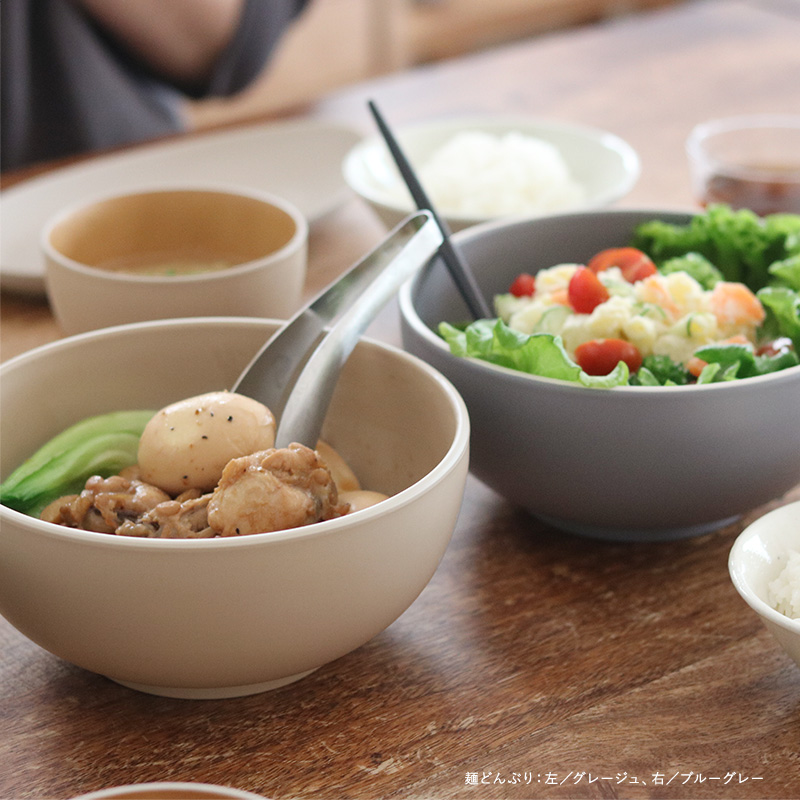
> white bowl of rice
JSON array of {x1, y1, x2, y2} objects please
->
[
  {"x1": 343, "y1": 115, "x2": 640, "y2": 232},
  {"x1": 729, "y1": 501, "x2": 800, "y2": 670}
]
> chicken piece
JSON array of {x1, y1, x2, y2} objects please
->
[
  {"x1": 40, "y1": 475, "x2": 171, "y2": 533},
  {"x1": 207, "y1": 443, "x2": 349, "y2": 536},
  {"x1": 116, "y1": 490, "x2": 215, "y2": 538}
]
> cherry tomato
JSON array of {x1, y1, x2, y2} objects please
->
[
  {"x1": 587, "y1": 247, "x2": 657, "y2": 283},
  {"x1": 575, "y1": 338, "x2": 643, "y2": 376},
  {"x1": 509, "y1": 272, "x2": 536, "y2": 297},
  {"x1": 568, "y1": 267, "x2": 610, "y2": 313}
]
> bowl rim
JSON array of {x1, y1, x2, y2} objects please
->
[
  {"x1": 398, "y1": 207, "x2": 800, "y2": 394},
  {"x1": 70, "y1": 782, "x2": 268, "y2": 800},
  {"x1": 0, "y1": 316, "x2": 471, "y2": 550},
  {"x1": 686, "y1": 113, "x2": 800, "y2": 182},
  {"x1": 40, "y1": 184, "x2": 309, "y2": 285},
  {"x1": 728, "y1": 500, "x2": 800, "y2": 633},
  {"x1": 343, "y1": 114, "x2": 641, "y2": 222}
]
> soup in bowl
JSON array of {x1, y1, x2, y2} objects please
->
[{"x1": 42, "y1": 187, "x2": 308, "y2": 334}]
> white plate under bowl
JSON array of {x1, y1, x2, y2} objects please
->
[{"x1": 1, "y1": 118, "x2": 360, "y2": 295}]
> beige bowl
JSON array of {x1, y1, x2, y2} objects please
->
[
  {"x1": 72, "y1": 783, "x2": 268, "y2": 800},
  {"x1": 42, "y1": 187, "x2": 308, "y2": 334},
  {"x1": 0, "y1": 318, "x2": 469, "y2": 698}
]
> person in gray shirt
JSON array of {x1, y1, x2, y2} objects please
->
[{"x1": 1, "y1": 0, "x2": 310, "y2": 171}]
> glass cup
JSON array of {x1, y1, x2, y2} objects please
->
[{"x1": 686, "y1": 114, "x2": 800, "y2": 214}]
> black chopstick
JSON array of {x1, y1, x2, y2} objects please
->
[{"x1": 368, "y1": 100, "x2": 492, "y2": 320}]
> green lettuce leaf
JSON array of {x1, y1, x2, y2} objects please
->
[
  {"x1": 693, "y1": 341, "x2": 799, "y2": 381},
  {"x1": 439, "y1": 320, "x2": 630, "y2": 388},
  {"x1": 757, "y1": 286, "x2": 800, "y2": 351},
  {"x1": 633, "y1": 204, "x2": 800, "y2": 291},
  {"x1": 630, "y1": 354, "x2": 691, "y2": 386},
  {"x1": 768, "y1": 254, "x2": 800, "y2": 291},
  {"x1": 658, "y1": 252, "x2": 724, "y2": 289}
]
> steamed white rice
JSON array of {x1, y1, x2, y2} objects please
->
[
  {"x1": 393, "y1": 130, "x2": 587, "y2": 219},
  {"x1": 768, "y1": 550, "x2": 800, "y2": 619}
]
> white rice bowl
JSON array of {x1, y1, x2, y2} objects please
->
[
  {"x1": 729, "y1": 501, "x2": 800, "y2": 672},
  {"x1": 769, "y1": 551, "x2": 800, "y2": 619},
  {"x1": 342, "y1": 116, "x2": 641, "y2": 232},
  {"x1": 386, "y1": 130, "x2": 587, "y2": 218}
]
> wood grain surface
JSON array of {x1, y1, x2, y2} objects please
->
[{"x1": 2, "y1": 2, "x2": 800, "y2": 798}]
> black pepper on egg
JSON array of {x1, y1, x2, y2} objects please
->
[{"x1": 137, "y1": 390, "x2": 276, "y2": 494}]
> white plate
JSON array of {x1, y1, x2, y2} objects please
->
[{"x1": 1, "y1": 118, "x2": 361, "y2": 295}]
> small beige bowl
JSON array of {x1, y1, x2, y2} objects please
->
[
  {"x1": 72, "y1": 783, "x2": 268, "y2": 800},
  {"x1": 42, "y1": 187, "x2": 308, "y2": 334},
  {"x1": 729, "y1": 501, "x2": 800, "y2": 670},
  {"x1": 0, "y1": 317, "x2": 469, "y2": 698}
]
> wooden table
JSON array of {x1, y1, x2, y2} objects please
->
[{"x1": 2, "y1": 1, "x2": 800, "y2": 798}]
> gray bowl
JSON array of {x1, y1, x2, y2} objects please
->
[{"x1": 399, "y1": 209, "x2": 800, "y2": 541}]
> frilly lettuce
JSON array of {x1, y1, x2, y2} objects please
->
[
  {"x1": 438, "y1": 319, "x2": 630, "y2": 388},
  {"x1": 632, "y1": 204, "x2": 800, "y2": 292},
  {"x1": 758, "y1": 286, "x2": 800, "y2": 352},
  {"x1": 658, "y1": 252, "x2": 724, "y2": 289}
]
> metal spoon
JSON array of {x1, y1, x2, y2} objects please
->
[
  {"x1": 368, "y1": 100, "x2": 492, "y2": 319},
  {"x1": 232, "y1": 210, "x2": 443, "y2": 448}
]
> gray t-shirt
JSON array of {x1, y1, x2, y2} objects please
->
[{"x1": 1, "y1": 0, "x2": 309, "y2": 170}]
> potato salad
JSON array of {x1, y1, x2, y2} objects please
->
[
  {"x1": 496, "y1": 254, "x2": 765, "y2": 375},
  {"x1": 440, "y1": 206, "x2": 800, "y2": 387}
]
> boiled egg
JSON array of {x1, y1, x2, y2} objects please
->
[{"x1": 138, "y1": 391, "x2": 276, "y2": 495}]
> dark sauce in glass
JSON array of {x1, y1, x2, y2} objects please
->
[{"x1": 701, "y1": 164, "x2": 800, "y2": 214}]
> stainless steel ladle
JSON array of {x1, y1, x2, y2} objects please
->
[{"x1": 232, "y1": 210, "x2": 443, "y2": 449}]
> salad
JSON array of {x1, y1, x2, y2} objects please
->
[{"x1": 439, "y1": 205, "x2": 800, "y2": 387}]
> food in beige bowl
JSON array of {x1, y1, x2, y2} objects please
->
[
  {"x1": 42, "y1": 187, "x2": 308, "y2": 334},
  {"x1": 0, "y1": 318, "x2": 469, "y2": 698}
]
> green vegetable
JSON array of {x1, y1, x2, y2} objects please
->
[
  {"x1": 693, "y1": 342, "x2": 799, "y2": 381},
  {"x1": 0, "y1": 410, "x2": 154, "y2": 517},
  {"x1": 633, "y1": 204, "x2": 800, "y2": 291},
  {"x1": 630, "y1": 367, "x2": 662, "y2": 386},
  {"x1": 658, "y1": 252, "x2": 723, "y2": 289},
  {"x1": 630, "y1": 355, "x2": 691, "y2": 386},
  {"x1": 438, "y1": 319, "x2": 630, "y2": 388},
  {"x1": 757, "y1": 286, "x2": 800, "y2": 352},
  {"x1": 768, "y1": 254, "x2": 800, "y2": 291}
]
